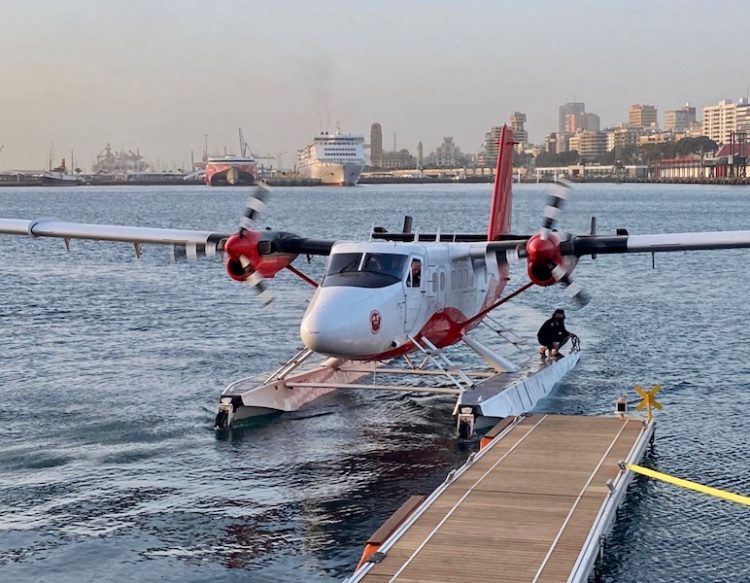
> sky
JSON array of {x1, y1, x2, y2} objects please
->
[{"x1": 1, "y1": 0, "x2": 749, "y2": 171}]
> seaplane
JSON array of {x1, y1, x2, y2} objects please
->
[{"x1": 3, "y1": 125, "x2": 750, "y2": 435}]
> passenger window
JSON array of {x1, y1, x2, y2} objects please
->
[{"x1": 439, "y1": 271, "x2": 446, "y2": 291}]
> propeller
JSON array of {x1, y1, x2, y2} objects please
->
[
  {"x1": 521, "y1": 179, "x2": 590, "y2": 307},
  {"x1": 225, "y1": 183, "x2": 275, "y2": 305},
  {"x1": 540, "y1": 179, "x2": 570, "y2": 240},
  {"x1": 239, "y1": 183, "x2": 270, "y2": 230}
]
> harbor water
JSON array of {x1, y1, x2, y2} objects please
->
[{"x1": 1, "y1": 183, "x2": 749, "y2": 582}]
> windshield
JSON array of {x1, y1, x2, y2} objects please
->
[
  {"x1": 326, "y1": 252, "x2": 362, "y2": 275},
  {"x1": 361, "y1": 253, "x2": 407, "y2": 278},
  {"x1": 322, "y1": 252, "x2": 408, "y2": 288}
]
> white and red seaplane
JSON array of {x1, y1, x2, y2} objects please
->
[{"x1": 3, "y1": 125, "x2": 750, "y2": 434}]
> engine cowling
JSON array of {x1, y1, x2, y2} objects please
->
[
  {"x1": 224, "y1": 230, "x2": 296, "y2": 282},
  {"x1": 525, "y1": 232, "x2": 577, "y2": 287}
]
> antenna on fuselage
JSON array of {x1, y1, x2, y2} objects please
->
[
  {"x1": 402, "y1": 215, "x2": 413, "y2": 234},
  {"x1": 435, "y1": 228, "x2": 441, "y2": 242}
]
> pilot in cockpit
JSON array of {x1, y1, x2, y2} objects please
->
[
  {"x1": 408, "y1": 259, "x2": 422, "y2": 287},
  {"x1": 365, "y1": 255, "x2": 384, "y2": 273}
]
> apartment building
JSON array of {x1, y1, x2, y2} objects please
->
[
  {"x1": 629, "y1": 104, "x2": 658, "y2": 129},
  {"x1": 703, "y1": 98, "x2": 750, "y2": 144}
]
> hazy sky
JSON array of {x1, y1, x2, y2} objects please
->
[{"x1": 1, "y1": 0, "x2": 748, "y2": 170}]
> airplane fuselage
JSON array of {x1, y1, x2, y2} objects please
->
[{"x1": 300, "y1": 241, "x2": 508, "y2": 359}]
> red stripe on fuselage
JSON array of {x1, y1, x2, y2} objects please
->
[{"x1": 364, "y1": 307, "x2": 471, "y2": 361}]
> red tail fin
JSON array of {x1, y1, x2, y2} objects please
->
[{"x1": 487, "y1": 125, "x2": 515, "y2": 240}]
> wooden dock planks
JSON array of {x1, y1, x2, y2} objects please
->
[{"x1": 358, "y1": 414, "x2": 648, "y2": 583}]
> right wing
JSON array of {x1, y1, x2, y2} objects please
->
[{"x1": 0, "y1": 217, "x2": 232, "y2": 259}]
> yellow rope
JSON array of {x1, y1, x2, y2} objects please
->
[{"x1": 626, "y1": 464, "x2": 750, "y2": 507}]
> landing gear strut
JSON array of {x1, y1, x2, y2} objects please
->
[
  {"x1": 214, "y1": 398, "x2": 234, "y2": 430},
  {"x1": 456, "y1": 407, "x2": 476, "y2": 439}
]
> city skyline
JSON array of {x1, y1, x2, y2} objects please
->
[{"x1": 1, "y1": 0, "x2": 749, "y2": 170}]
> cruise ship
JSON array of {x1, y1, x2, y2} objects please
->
[
  {"x1": 204, "y1": 155, "x2": 257, "y2": 186},
  {"x1": 297, "y1": 131, "x2": 365, "y2": 186}
]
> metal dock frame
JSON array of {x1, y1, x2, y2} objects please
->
[{"x1": 348, "y1": 414, "x2": 655, "y2": 583}]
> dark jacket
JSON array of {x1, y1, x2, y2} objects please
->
[{"x1": 537, "y1": 317, "x2": 569, "y2": 347}]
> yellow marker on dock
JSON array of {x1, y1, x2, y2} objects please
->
[{"x1": 635, "y1": 384, "x2": 662, "y2": 421}]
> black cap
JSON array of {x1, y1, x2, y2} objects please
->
[{"x1": 554, "y1": 308, "x2": 565, "y2": 316}]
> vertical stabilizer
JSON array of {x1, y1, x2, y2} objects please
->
[{"x1": 487, "y1": 125, "x2": 515, "y2": 240}]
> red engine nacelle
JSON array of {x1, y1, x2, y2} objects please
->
[
  {"x1": 525, "y1": 232, "x2": 576, "y2": 287},
  {"x1": 224, "y1": 231, "x2": 295, "y2": 282}
]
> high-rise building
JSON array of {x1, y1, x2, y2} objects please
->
[
  {"x1": 664, "y1": 105, "x2": 697, "y2": 132},
  {"x1": 417, "y1": 141, "x2": 423, "y2": 169},
  {"x1": 434, "y1": 137, "x2": 463, "y2": 167},
  {"x1": 370, "y1": 123, "x2": 383, "y2": 162},
  {"x1": 628, "y1": 105, "x2": 658, "y2": 129},
  {"x1": 736, "y1": 100, "x2": 750, "y2": 136},
  {"x1": 569, "y1": 131, "x2": 607, "y2": 161},
  {"x1": 566, "y1": 112, "x2": 601, "y2": 133},
  {"x1": 559, "y1": 102, "x2": 585, "y2": 133},
  {"x1": 369, "y1": 122, "x2": 414, "y2": 168},
  {"x1": 510, "y1": 112, "x2": 528, "y2": 149},
  {"x1": 482, "y1": 126, "x2": 503, "y2": 167},
  {"x1": 544, "y1": 132, "x2": 570, "y2": 154},
  {"x1": 703, "y1": 98, "x2": 750, "y2": 144},
  {"x1": 606, "y1": 127, "x2": 640, "y2": 152}
]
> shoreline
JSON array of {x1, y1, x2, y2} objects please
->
[{"x1": 1, "y1": 176, "x2": 749, "y2": 187}]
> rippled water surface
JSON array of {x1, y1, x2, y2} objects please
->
[{"x1": 1, "y1": 183, "x2": 749, "y2": 582}]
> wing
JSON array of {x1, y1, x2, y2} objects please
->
[
  {"x1": 0, "y1": 217, "x2": 232, "y2": 259},
  {"x1": 484, "y1": 228, "x2": 750, "y2": 308},
  {"x1": 568, "y1": 231, "x2": 750, "y2": 255},
  {"x1": 485, "y1": 230, "x2": 750, "y2": 258},
  {"x1": 0, "y1": 218, "x2": 336, "y2": 258}
]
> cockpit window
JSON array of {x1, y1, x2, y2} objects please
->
[
  {"x1": 362, "y1": 253, "x2": 407, "y2": 279},
  {"x1": 322, "y1": 252, "x2": 407, "y2": 288},
  {"x1": 325, "y1": 253, "x2": 362, "y2": 276},
  {"x1": 407, "y1": 258, "x2": 422, "y2": 288}
]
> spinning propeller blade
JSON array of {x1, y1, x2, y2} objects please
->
[
  {"x1": 556, "y1": 271, "x2": 590, "y2": 307},
  {"x1": 246, "y1": 271, "x2": 274, "y2": 306},
  {"x1": 233, "y1": 183, "x2": 275, "y2": 305},
  {"x1": 240, "y1": 183, "x2": 270, "y2": 230},
  {"x1": 523, "y1": 179, "x2": 590, "y2": 307},
  {"x1": 505, "y1": 244, "x2": 525, "y2": 264},
  {"x1": 540, "y1": 179, "x2": 570, "y2": 240}
]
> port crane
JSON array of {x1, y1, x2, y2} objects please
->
[{"x1": 238, "y1": 128, "x2": 277, "y2": 169}]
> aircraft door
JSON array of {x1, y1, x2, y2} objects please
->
[
  {"x1": 404, "y1": 257, "x2": 424, "y2": 332},
  {"x1": 437, "y1": 267, "x2": 447, "y2": 311},
  {"x1": 426, "y1": 264, "x2": 446, "y2": 312}
]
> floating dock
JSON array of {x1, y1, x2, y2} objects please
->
[{"x1": 349, "y1": 414, "x2": 654, "y2": 583}]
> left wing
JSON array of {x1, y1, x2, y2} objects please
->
[
  {"x1": 485, "y1": 230, "x2": 750, "y2": 258},
  {"x1": 485, "y1": 228, "x2": 750, "y2": 308},
  {"x1": 567, "y1": 231, "x2": 750, "y2": 255}
]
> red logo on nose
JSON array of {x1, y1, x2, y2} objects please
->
[{"x1": 370, "y1": 310, "x2": 382, "y2": 334}]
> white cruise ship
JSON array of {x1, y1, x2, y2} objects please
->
[{"x1": 297, "y1": 131, "x2": 365, "y2": 186}]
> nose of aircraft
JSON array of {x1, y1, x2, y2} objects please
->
[{"x1": 300, "y1": 286, "x2": 402, "y2": 358}]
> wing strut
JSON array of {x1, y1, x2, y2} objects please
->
[{"x1": 461, "y1": 281, "x2": 534, "y2": 330}]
